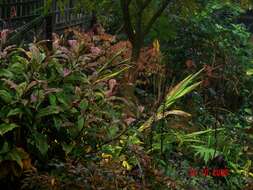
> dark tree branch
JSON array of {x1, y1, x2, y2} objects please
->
[
  {"x1": 136, "y1": 1, "x2": 143, "y2": 38},
  {"x1": 144, "y1": 0, "x2": 171, "y2": 36},
  {"x1": 120, "y1": 0, "x2": 135, "y2": 43}
]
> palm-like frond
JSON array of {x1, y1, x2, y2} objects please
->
[{"x1": 138, "y1": 69, "x2": 203, "y2": 132}]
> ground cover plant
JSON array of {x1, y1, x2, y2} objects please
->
[{"x1": 0, "y1": 0, "x2": 253, "y2": 190}]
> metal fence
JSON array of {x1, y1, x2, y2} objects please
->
[{"x1": 0, "y1": 0, "x2": 87, "y2": 32}]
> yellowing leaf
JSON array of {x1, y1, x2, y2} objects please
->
[
  {"x1": 122, "y1": 160, "x2": 132, "y2": 171},
  {"x1": 102, "y1": 153, "x2": 112, "y2": 159},
  {"x1": 153, "y1": 39, "x2": 160, "y2": 54}
]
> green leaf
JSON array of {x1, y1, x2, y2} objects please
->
[
  {"x1": 97, "y1": 48, "x2": 127, "y2": 74},
  {"x1": 95, "y1": 91, "x2": 105, "y2": 100},
  {"x1": 7, "y1": 108, "x2": 23, "y2": 117},
  {"x1": 16, "y1": 82, "x2": 27, "y2": 98},
  {"x1": 49, "y1": 94, "x2": 57, "y2": 106},
  {"x1": 107, "y1": 125, "x2": 118, "y2": 138},
  {"x1": 5, "y1": 148, "x2": 29, "y2": 168},
  {"x1": 35, "y1": 133, "x2": 48, "y2": 155},
  {"x1": 6, "y1": 149, "x2": 23, "y2": 168},
  {"x1": 36, "y1": 106, "x2": 61, "y2": 118},
  {"x1": 191, "y1": 145, "x2": 220, "y2": 164},
  {"x1": 185, "y1": 128, "x2": 224, "y2": 137},
  {"x1": 0, "y1": 90, "x2": 13, "y2": 103},
  {"x1": 9, "y1": 62, "x2": 26, "y2": 74},
  {"x1": 94, "y1": 66, "x2": 130, "y2": 83},
  {"x1": 79, "y1": 99, "x2": 88, "y2": 110},
  {"x1": 246, "y1": 69, "x2": 253, "y2": 76},
  {"x1": 139, "y1": 69, "x2": 203, "y2": 132},
  {"x1": 0, "y1": 142, "x2": 10, "y2": 154},
  {"x1": 77, "y1": 116, "x2": 84, "y2": 132},
  {"x1": 0, "y1": 69, "x2": 14, "y2": 78},
  {"x1": 64, "y1": 73, "x2": 88, "y2": 83},
  {"x1": 62, "y1": 142, "x2": 74, "y2": 155},
  {"x1": 0, "y1": 123, "x2": 19, "y2": 136},
  {"x1": 128, "y1": 134, "x2": 142, "y2": 145},
  {"x1": 70, "y1": 107, "x2": 78, "y2": 113},
  {"x1": 56, "y1": 93, "x2": 69, "y2": 106},
  {"x1": 244, "y1": 108, "x2": 252, "y2": 114}
]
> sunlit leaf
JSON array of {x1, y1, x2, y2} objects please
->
[
  {"x1": 0, "y1": 123, "x2": 19, "y2": 136},
  {"x1": 139, "y1": 69, "x2": 203, "y2": 132}
]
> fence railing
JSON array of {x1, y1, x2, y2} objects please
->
[{"x1": 0, "y1": 0, "x2": 87, "y2": 32}]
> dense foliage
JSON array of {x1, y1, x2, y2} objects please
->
[{"x1": 0, "y1": 0, "x2": 253, "y2": 190}]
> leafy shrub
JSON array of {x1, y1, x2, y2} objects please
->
[
  {"x1": 0, "y1": 29, "x2": 129, "y2": 179},
  {"x1": 162, "y1": 1, "x2": 253, "y2": 111}
]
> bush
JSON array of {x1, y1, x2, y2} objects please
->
[{"x1": 0, "y1": 28, "x2": 129, "y2": 177}]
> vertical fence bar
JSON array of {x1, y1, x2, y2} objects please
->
[{"x1": 45, "y1": 0, "x2": 53, "y2": 50}]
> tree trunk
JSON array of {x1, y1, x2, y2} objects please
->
[
  {"x1": 132, "y1": 39, "x2": 142, "y2": 61},
  {"x1": 126, "y1": 38, "x2": 143, "y2": 83},
  {"x1": 121, "y1": 39, "x2": 143, "y2": 106}
]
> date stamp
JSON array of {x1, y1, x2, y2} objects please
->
[{"x1": 188, "y1": 167, "x2": 229, "y2": 177}]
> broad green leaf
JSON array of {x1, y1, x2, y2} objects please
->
[
  {"x1": 79, "y1": 99, "x2": 88, "y2": 110},
  {"x1": 246, "y1": 69, "x2": 253, "y2": 76},
  {"x1": 56, "y1": 93, "x2": 69, "y2": 106},
  {"x1": 0, "y1": 123, "x2": 19, "y2": 135},
  {"x1": 36, "y1": 106, "x2": 61, "y2": 118},
  {"x1": 77, "y1": 116, "x2": 84, "y2": 132},
  {"x1": 49, "y1": 94, "x2": 57, "y2": 106},
  {"x1": 35, "y1": 133, "x2": 48, "y2": 155},
  {"x1": 244, "y1": 108, "x2": 252, "y2": 114},
  {"x1": 0, "y1": 141, "x2": 10, "y2": 154}
]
